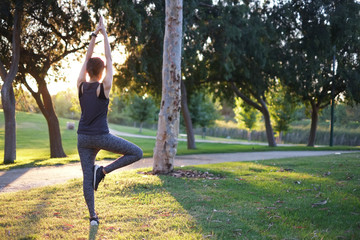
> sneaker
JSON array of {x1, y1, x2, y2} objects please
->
[
  {"x1": 93, "y1": 165, "x2": 105, "y2": 191},
  {"x1": 90, "y1": 216, "x2": 99, "y2": 225}
]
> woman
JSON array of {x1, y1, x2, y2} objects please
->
[{"x1": 77, "y1": 16, "x2": 143, "y2": 226}]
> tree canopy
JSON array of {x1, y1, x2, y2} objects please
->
[
  {"x1": 272, "y1": 0, "x2": 360, "y2": 146},
  {"x1": 206, "y1": 1, "x2": 279, "y2": 146}
]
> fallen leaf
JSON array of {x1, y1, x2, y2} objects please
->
[
  {"x1": 235, "y1": 178, "x2": 245, "y2": 181},
  {"x1": 53, "y1": 212, "x2": 62, "y2": 218},
  {"x1": 312, "y1": 198, "x2": 328, "y2": 207}
]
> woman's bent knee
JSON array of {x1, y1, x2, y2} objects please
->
[{"x1": 136, "y1": 147, "x2": 143, "y2": 160}]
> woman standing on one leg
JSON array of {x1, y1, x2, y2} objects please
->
[{"x1": 77, "y1": 16, "x2": 143, "y2": 226}]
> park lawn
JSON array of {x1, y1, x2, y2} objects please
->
[
  {"x1": 0, "y1": 111, "x2": 359, "y2": 170},
  {"x1": 0, "y1": 153, "x2": 359, "y2": 239},
  {"x1": 109, "y1": 123, "x2": 252, "y2": 143}
]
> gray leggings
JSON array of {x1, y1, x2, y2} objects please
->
[{"x1": 77, "y1": 133, "x2": 143, "y2": 217}]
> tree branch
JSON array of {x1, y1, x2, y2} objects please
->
[
  {"x1": 229, "y1": 82, "x2": 262, "y2": 111},
  {"x1": 4, "y1": 0, "x2": 22, "y2": 85},
  {"x1": 51, "y1": 43, "x2": 88, "y2": 64},
  {"x1": 28, "y1": 12, "x2": 67, "y2": 43},
  {"x1": 319, "y1": 102, "x2": 330, "y2": 109}
]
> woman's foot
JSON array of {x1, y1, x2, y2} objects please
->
[
  {"x1": 90, "y1": 216, "x2": 99, "y2": 225},
  {"x1": 93, "y1": 165, "x2": 105, "y2": 191}
]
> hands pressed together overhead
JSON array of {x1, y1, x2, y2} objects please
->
[{"x1": 94, "y1": 15, "x2": 106, "y2": 36}]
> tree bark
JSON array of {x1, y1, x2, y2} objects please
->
[
  {"x1": 308, "y1": 102, "x2": 319, "y2": 147},
  {"x1": 23, "y1": 77, "x2": 67, "y2": 158},
  {"x1": 181, "y1": 80, "x2": 196, "y2": 149},
  {"x1": 260, "y1": 98, "x2": 277, "y2": 147},
  {"x1": 1, "y1": 86, "x2": 17, "y2": 163},
  {"x1": 153, "y1": 0, "x2": 183, "y2": 174},
  {"x1": 139, "y1": 122, "x2": 143, "y2": 133},
  {"x1": 0, "y1": 3, "x2": 22, "y2": 164},
  {"x1": 247, "y1": 130, "x2": 252, "y2": 141}
]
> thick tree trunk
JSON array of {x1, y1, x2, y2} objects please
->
[
  {"x1": 46, "y1": 110, "x2": 67, "y2": 158},
  {"x1": 153, "y1": 0, "x2": 183, "y2": 174},
  {"x1": 1, "y1": 85, "x2": 16, "y2": 164},
  {"x1": 24, "y1": 78, "x2": 67, "y2": 158},
  {"x1": 39, "y1": 82, "x2": 67, "y2": 158},
  {"x1": 247, "y1": 130, "x2": 252, "y2": 141},
  {"x1": 308, "y1": 103, "x2": 319, "y2": 147},
  {"x1": 181, "y1": 80, "x2": 196, "y2": 149},
  {"x1": 0, "y1": 3, "x2": 22, "y2": 164},
  {"x1": 261, "y1": 102, "x2": 277, "y2": 147}
]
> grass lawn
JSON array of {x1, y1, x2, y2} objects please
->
[
  {"x1": 0, "y1": 153, "x2": 359, "y2": 239},
  {"x1": 109, "y1": 123, "x2": 252, "y2": 142},
  {"x1": 0, "y1": 111, "x2": 359, "y2": 170}
]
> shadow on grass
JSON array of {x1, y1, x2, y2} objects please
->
[
  {"x1": 151, "y1": 158, "x2": 360, "y2": 239},
  {"x1": 0, "y1": 157, "x2": 80, "y2": 171},
  {"x1": 88, "y1": 224, "x2": 99, "y2": 240},
  {"x1": 0, "y1": 168, "x2": 30, "y2": 192}
]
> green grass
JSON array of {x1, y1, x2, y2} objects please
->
[
  {"x1": 0, "y1": 153, "x2": 359, "y2": 239},
  {"x1": 109, "y1": 123, "x2": 250, "y2": 142},
  {"x1": 0, "y1": 111, "x2": 359, "y2": 170}
]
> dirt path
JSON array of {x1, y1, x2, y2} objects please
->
[{"x1": 0, "y1": 151, "x2": 353, "y2": 194}]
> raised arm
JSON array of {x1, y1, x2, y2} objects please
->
[
  {"x1": 99, "y1": 16, "x2": 113, "y2": 98},
  {"x1": 77, "y1": 25, "x2": 101, "y2": 88}
]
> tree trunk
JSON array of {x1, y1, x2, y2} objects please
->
[
  {"x1": 230, "y1": 82, "x2": 276, "y2": 147},
  {"x1": 308, "y1": 102, "x2": 319, "y2": 147},
  {"x1": 153, "y1": 0, "x2": 183, "y2": 174},
  {"x1": 259, "y1": 98, "x2": 277, "y2": 147},
  {"x1": 24, "y1": 78, "x2": 67, "y2": 158},
  {"x1": 139, "y1": 122, "x2": 143, "y2": 133},
  {"x1": 181, "y1": 80, "x2": 196, "y2": 149},
  {"x1": 0, "y1": 3, "x2": 22, "y2": 164},
  {"x1": 40, "y1": 81, "x2": 67, "y2": 158},
  {"x1": 1, "y1": 85, "x2": 16, "y2": 164}
]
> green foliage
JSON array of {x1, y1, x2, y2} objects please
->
[
  {"x1": 52, "y1": 89, "x2": 80, "y2": 120},
  {"x1": 14, "y1": 86, "x2": 39, "y2": 113},
  {"x1": 126, "y1": 94, "x2": 158, "y2": 132},
  {"x1": 268, "y1": 81, "x2": 298, "y2": 134},
  {"x1": 273, "y1": 0, "x2": 360, "y2": 106},
  {"x1": 90, "y1": 0, "x2": 212, "y2": 99},
  {"x1": 207, "y1": 2, "x2": 277, "y2": 98},
  {"x1": 234, "y1": 97, "x2": 259, "y2": 131},
  {"x1": 188, "y1": 91, "x2": 219, "y2": 128},
  {"x1": 107, "y1": 94, "x2": 131, "y2": 125}
]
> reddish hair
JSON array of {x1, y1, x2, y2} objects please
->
[{"x1": 86, "y1": 57, "x2": 105, "y2": 78}]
